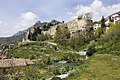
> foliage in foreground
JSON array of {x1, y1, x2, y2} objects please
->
[{"x1": 65, "y1": 54, "x2": 120, "y2": 80}]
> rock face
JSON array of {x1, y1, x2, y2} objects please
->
[
  {"x1": 42, "y1": 24, "x2": 63, "y2": 37},
  {"x1": 43, "y1": 26, "x2": 57, "y2": 36},
  {"x1": 67, "y1": 20, "x2": 78, "y2": 34},
  {"x1": 43, "y1": 18, "x2": 92, "y2": 37},
  {"x1": 67, "y1": 18, "x2": 92, "y2": 36}
]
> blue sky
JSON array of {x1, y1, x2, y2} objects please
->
[{"x1": 0, "y1": 0, "x2": 120, "y2": 37}]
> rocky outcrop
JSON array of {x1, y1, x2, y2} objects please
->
[
  {"x1": 42, "y1": 23, "x2": 64, "y2": 37},
  {"x1": 42, "y1": 25, "x2": 57, "y2": 36},
  {"x1": 67, "y1": 20, "x2": 78, "y2": 34},
  {"x1": 23, "y1": 20, "x2": 62, "y2": 41},
  {"x1": 67, "y1": 18, "x2": 92, "y2": 36},
  {"x1": 43, "y1": 18, "x2": 92, "y2": 37}
]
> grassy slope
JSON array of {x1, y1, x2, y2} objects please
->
[
  {"x1": 65, "y1": 54, "x2": 120, "y2": 80},
  {"x1": 9, "y1": 42, "x2": 58, "y2": 59}
]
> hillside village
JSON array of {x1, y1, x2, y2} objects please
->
[{"x1": 0, "y1": 11, "x2": 120, "y2": 80}]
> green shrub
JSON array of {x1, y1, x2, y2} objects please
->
[
  {"x1": 37, "y1": 34, "x2": 51, "y2": 41},
  {"x1": 53, "y1": 69, "x2": 61, "y2": 75},
  {"x1": 54, "y1": 25, "x2": 70, "y2": 46},
  {"x1": 86, "y1": 41, "x2": 96, "y2": 56}
]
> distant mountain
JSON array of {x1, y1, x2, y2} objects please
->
[
  {"x1": 50, "y1": 20, "x2": 61, "y2": 25},
  {"x1": 0, "y1": 30, "x2": 27, "y2": 44},
  {"x1": 13, "y1": 30, "x2": 27, "y2": 37},
  {"x1": 33, "y1": 20, "x2": 61, "y2": 29},
  {"x1": 33, "y1": 21, "x2": 47, "y2": 29}
]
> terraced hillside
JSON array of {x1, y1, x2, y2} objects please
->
[{"x1": 6, "y1": 41, "x2": 86, "y2": 80}]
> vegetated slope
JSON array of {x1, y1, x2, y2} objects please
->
[
  {"x1": 6, "y1": 42, "x2": 60, "y2": 79},
  {"x1": 96, "y1": 22, "x2": 120, "y2": 56},
  {"x1": 9, "y1": 41, "x2": 77, "y2": 61},
  {"x1": 9, "y1": 41, "x2": 59, "y2": 59},
  {"x1": 65, "y1": 54, "x2": 120, "y2": 80},
  {"x1": 7, "y1": 41, "x2": 85, "y2": 80}
]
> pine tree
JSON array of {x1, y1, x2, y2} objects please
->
[{"x1": 101, "y1": 16, "x2": 106, "y2": 34}]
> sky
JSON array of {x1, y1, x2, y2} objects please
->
[{"x1": 0, "y1": 0, "x2": 120, "y2": 37}]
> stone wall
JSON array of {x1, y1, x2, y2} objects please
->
[{"x1": 0, "y1": 59, "x2": 34, "y2": 68}]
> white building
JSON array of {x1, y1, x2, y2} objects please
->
[
  {"x1": 105, "y1": 11, "x2": 120, "y2": 25},
  {"x1": 93, "y1": 22, "x2": 101, "y2": 30},
  {"x1": 93, "y1": 22, "x2": 110, "y2": 32},
  {"x1": 111, "y1": 14, "x2": 120, "y2": 24}
]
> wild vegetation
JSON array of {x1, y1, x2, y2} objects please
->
[{"x1": 96, "y1": 22, "x2": 120, "y2": 55}]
